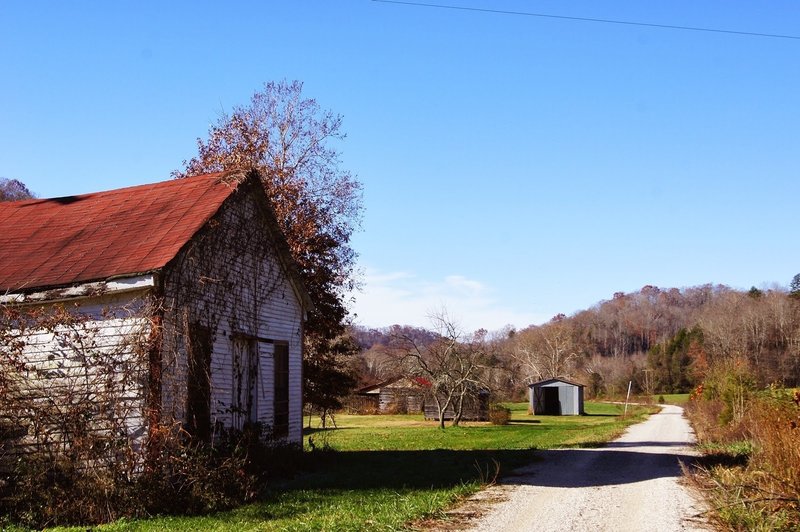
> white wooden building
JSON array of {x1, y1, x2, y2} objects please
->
[{"x1": 0, "y1": 170, "x2": 311, "y2": 449}]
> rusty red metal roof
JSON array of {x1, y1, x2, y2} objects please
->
[{"x1": 0, "y1": 172, "x2": 242, "y2": 292}]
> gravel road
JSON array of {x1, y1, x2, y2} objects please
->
[{"x1": 461, "y1": 405, "x2": 710, "y2": 532}]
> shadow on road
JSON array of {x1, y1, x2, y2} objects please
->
[
  {"x1": 502, "y1": 447, "x2": 697, "y2": 488},
  {"x1": 281, "y1": 445, "x2": 696, "y2": 494},
  {"x1": 603, "y1": 440, "x2": 693, "y2": 448}
]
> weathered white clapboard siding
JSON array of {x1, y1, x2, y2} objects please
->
[
  {"x1": 3, "y1": 312, "x2": 151, "y2": 454},
  {"x1": 2, "y1": 173, "x2": 307, "y2": 453},
  {"x1": 159, "y1": 186, "x2": 304, "y2": 444}
]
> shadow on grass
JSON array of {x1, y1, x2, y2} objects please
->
[
  {"x1": 284, "y1": 448, "x2": 538, "y2": 491},
  {"x1": 269, "y1": 442, "x2": 696, "y2": 495},
  {"x1": 694, "y1": 451, "x2": 750, "y2": 468}
]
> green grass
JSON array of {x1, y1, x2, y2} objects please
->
[
  {"x1": 657, "y1": 393, "x2": 691, "y2": 405},
  {"x1": 53, "y1": 402, "x2": 655, "y2": 532},
  {"x1": 310, "y1": 401, "x2": 649, "y2": 452},
  {"x1": 697, "y1": 440, "x2": 754, "y2": 459}
]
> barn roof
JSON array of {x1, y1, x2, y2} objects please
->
[
  {"x1": 356, "y1": 377, "x2": 401, "y2": 394},
  {"x1": 528, "y1": 377, "x2": 585, "y2": 388},
  {"x1": 0, "y1": 171, "x2": 311, "y2": 310},
  {"x1": 355, "y1": 376, "x2": 433, "y2": 395}
]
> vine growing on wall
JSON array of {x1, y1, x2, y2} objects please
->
[
  {"x1": 0, "y1": 301, "x2": 153, "y2": 524},
  {"x1": 0, "y1": 175, "x2": 308, "y2": 527},
  {"x1": 158, "y1": 172, "x2": 292, "y2": 439},
  {"x1": 175, "y1": 81, "x2": 363, "y2": 419}
]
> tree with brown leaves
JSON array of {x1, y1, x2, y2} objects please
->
[{"x1": 175, "y1": 80, "x2": 363, "y2": 418}]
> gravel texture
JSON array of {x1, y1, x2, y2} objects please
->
[{"x1": 457, "y1": 405, "x2": 711, "y2": 532}]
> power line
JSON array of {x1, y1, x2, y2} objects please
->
[{"x1": 372, "y1": 0, "x2": 800, "y2": 41}]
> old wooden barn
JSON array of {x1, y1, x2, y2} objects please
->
[
  {"x1": 350, "y1": 376, "x2": 428, "y2": 414},
  {"x1": 423, "y1": 386, "x2": 490, "y2": 421},
  {"x1": 529, "y1": 378, "x2": 585, "y2": 415},
  {"x1": 0, "y1": 170, "x2": 311, "y2": 450}
]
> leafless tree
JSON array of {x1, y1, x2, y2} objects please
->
[
  {"x1": 395, "y1": 310, "x2": 488, "y2": 428},
  {"x1": 511, "y1": 314, "x2": 580, "y2": 384},
  {"x1": 0, "y1": 178, "x2": 35, "y2": 202}
]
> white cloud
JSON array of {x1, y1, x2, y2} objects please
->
[
  {"x1": 444, "y1": 275, "x2": 485, "y2": 294},
  {"x1": 348, "y1": 267, "x2": 548, "y2": 333}
]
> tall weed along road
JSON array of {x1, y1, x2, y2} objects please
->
[{"x1": 464, "y1": 405, "x2": 710, "y2": 532}]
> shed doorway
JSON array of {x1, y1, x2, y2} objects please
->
[{"x1": 543, "y1": 387, "x2": 561, "y2": 415}]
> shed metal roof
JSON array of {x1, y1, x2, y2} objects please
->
[{"x1": 528, "y1": 377, "x2": 585, "y2": 388}]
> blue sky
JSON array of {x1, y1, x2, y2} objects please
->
[{"x1": 2, "y1": 1, "x2": 798, "y2": 332}]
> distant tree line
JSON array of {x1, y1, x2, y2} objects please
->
[{"x1": 351, "y1": 280, "x2": 800, "y2": 401}]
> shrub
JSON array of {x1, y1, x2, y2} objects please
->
[
  {"x1": 488, "y1": 404, "x2": 511, "y2": 425},
  {"x1": 0, "y1": 421, "x2": 302, "y2": 528},
  {"x1": 2, "y1": 454, "x2": 123, "y2": 526},
  {"x1": 0, "y1": 304, "x2": 148, "y2": 526},
  {"x1": 702, "y1": 361, "x2": 756, "y2": 425},
  {"x1": 686, "y1": 387, "x2": 800, "y2": 530},
  {"x1": 383, "y1": 399, "x2": 405, "y2": 415},
  {"x1": 747, "y1": 389, "x2": 800, "y2": 495},
  {"x1": 0, "y1": 305, "x2": 302, "y2": 528},
  {"x1": 658, "y1": 395, "x2": 665, "y2": 404}
]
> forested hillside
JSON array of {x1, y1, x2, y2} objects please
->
[{"x1": 352, "y1": 281, "x2": 800, "y2": 400}]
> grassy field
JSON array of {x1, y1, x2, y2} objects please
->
[
  {"x1": 312, "y1": 401, "x2": 651, "y2": 451},
  {"x1": 54, "y1": 402, "x2": 655, "y2": 532},
  {"x1": 656, "y1": 393, "x2": 691, "y2": 405}
]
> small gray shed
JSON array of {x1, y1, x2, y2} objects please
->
[{"x1": 529, "y1": 378, "x2": 585, "y2": 415}]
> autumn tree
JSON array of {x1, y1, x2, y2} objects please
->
[
  {"x1": 697, "y1": 291, "x2": 753, "y2": 368},
  {"x1": 396, "y1": 312, "x2": 489, "y2": 428},
  {"x1": 0, "y1": 178, "x2": 34, "y2": 201},
  {"x1": 303, "y1": 332, "x2": 358, "y2": 428},
  {"x1": 583, "y1": 352, "x2": 647, "y2": 397},
  {"x1": 175, "y1": 80, "x2": 363, "y2": 416}
]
